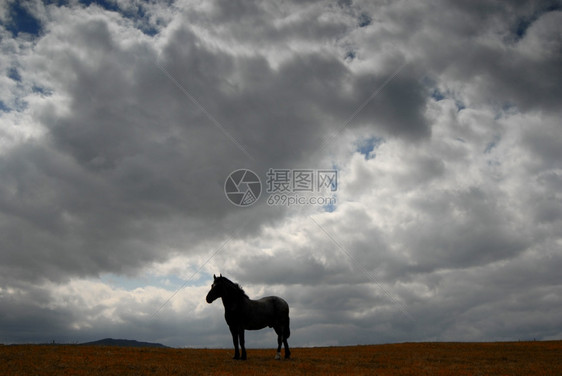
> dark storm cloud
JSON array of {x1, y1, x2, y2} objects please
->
[
  {"x1": 351, "y1": 69, "x2": 431, "y2": 140},
  {"x1": 1, "y1": 2, "x2": 366, "y2": 283},
  {"x1": 406, "y1": 0, "x2": 562, "y2": 113},
  {"x1": 522, "y1": 116, "x2": 562, "y2": 170},
  {"x1": 401, "y1": 187, "x2": 531, "y2": 272},
  {"x1": 196, "y1": 0, "x2": 350, "y2": 46}
]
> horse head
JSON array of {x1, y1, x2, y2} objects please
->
[{"x1": 206, "y1": 274, "x2": 225, "y2": 303}]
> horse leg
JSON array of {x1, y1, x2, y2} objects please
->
[
  {"x1": 239, "y1": 328, "x2": 247, "y2": 360},
  {"x1": 283, "y1": 317, "x2": 291, "y2": 359},
  {"x1": 283, "y1": 337, "x2": 291, "y2": 359},
  {"x1": 274, "y1": 326, "x2": 282, "y2": 360},
  {"x1": 229, "y1": 326, "x2": 240, "y2": 360}
]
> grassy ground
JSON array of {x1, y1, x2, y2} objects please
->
[{"x1": 1, "y1": 341, "x2": 560, "y2": 375}]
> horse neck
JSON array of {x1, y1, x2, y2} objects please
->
[{"x1": 220, "y1": 285, "x2": 248, "y2": 310}]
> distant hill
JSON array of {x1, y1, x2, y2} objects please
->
[{"x1": 80, "y1": 338, "x2": 169, "y2": 348}]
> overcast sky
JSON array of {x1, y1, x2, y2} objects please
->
[{"x1": 1, "y1": 0, "x2": 561, "y2": 348}]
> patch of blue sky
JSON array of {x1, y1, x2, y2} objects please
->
[
  {"x1": 331, "y1": 162, "x2": 341, "y2": 172},
  {"x1": 4, "y1": 2, "x2": 42, "y2": 37},
  {"x1": 7, "y1": 98, "x2": 28, "y2": 112},
  {"x1": 426, "y1": 86, "x2": 465, "y2": 111},
  {"x1": 513, "y1": 3, "x2": 560, "y2": 41},
  {"x1": 431, "y1": 88, "x2": 444, "y2": 101},
  {"x1": 43, "y1": 0, "x2": 68, "y2": 5},
  {"x1": 484, "y1": 135, "x2": 501, "y2": 154},
  {"x1": 455, "y1": 100, "x2": 466, "y2": 112},
  {"x1": 78, "y1": 0, "x2": 120, "y2": 12},
  {"x1": 45, "y1": 0, "x2": 160, "y2": 36},
  {"x1": 428, "y1": 88, "x2": 464, "y2": 111},
  {"x1": 355, "y1": 136, "x2": 384, "y2": 160},
  {"x1": 358, "y1": 13, "x2": 372, "y2": 28},
  {"x1": 77, "y1": 0, "x2": 159, "y2": 36},
  {"x1": 0, "y1": 101, "x2": 10, "y2": 112},
  {"x1": 32, "y1": 85, "x2": 53, "y2": 96},
  {"x1": 423, "y1": 77, "x2": 470, "y2": 111},
  {"x1": 345, "y1": 50, "x2": 356, "y2": 62},
  {"x1": 125, "y1": 3, "x2": 159, "y2": 36},
  {"x1": 323, "y1": 195, "x2": 337, "y2": 213},
  {"x1": 7, "y1": 67, "x2": 22, "y2": 82},
  {"x1": 495, "y1": 103, "x2": 518, "y2": 119},
  {"x1": 100, "y1": 271, "x2": 207, "y2": 291}
]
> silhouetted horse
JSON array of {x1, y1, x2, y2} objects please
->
[{"x1": 206, "y1": 274, "x2": 291, "y2": 360}]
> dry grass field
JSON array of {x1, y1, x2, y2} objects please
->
[{"x1": 1, "y1": 341, "x2": 560, "y2": 375}]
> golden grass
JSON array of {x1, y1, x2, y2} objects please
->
[{"x1": 1, "y1": 341, "x2": 560, "y2": 375}]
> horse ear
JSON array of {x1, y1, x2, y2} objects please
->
[
  {"x1": 213, "y1": 274, "x2": 216, "y2": 280},
  {"x1": 220, "y1": 273, "x2": 222, "y2": 277}
]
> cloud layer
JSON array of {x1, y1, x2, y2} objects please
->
[{"x1": 1, "y1": 0, "x2": 561, "y2": 347}]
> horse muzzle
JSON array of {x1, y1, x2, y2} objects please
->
[{"x1": 206, "y1": 293, "x2": 216, "y2": 303}]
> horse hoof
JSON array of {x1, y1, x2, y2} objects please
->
[{"x1": 274, "y1": 352, "x2": 281, "y2": 360}]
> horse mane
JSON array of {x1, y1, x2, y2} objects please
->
[{"x1": 219, "y1": 276, "x2": 249, "y2": 299}]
